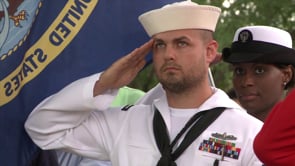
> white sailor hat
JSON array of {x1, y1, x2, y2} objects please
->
[
  {"x1": 223, "y1": 26, "x2": 295, "y2": 65},
  {"x1": 138, "y1": 0, "x2": 221, "y2": 37}
]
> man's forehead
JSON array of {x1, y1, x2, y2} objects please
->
[{"x1": 153, "y1": 29, "x2": 200, "y2": 40}]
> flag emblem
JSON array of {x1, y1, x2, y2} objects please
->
[{"x1": 0, "y1": 0, "x2": 42, "y2": 60}]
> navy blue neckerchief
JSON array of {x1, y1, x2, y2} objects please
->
[{"x1": 153, "y1": 107, "x2": 226, "y2": 166}]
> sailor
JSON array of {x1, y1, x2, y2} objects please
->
[{"x1": 25, "y1": 1, "x2": 263, "y2": 165}]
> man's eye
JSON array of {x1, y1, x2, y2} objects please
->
[
  {"x1": 177, "y1": 41, "x2": 187, "y2": 47},
  {"x1": 154, "y1": 43, "x2": 165, "y2": 49}
]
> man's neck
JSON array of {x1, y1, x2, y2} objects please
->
[{"x1": 166, "y1": 86, "x2": 213, "y2": 109}]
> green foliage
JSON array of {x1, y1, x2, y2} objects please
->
[{"x1": 130, "y1": 0, "x2": 295, "y2": 92}]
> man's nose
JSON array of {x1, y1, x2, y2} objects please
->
[{"x1": 163, "y1": 45, "x2": 176, "y2": 60}]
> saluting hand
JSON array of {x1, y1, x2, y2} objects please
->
[{"x1": 93, "y1": 39, "x2": 154, "y2": 96}]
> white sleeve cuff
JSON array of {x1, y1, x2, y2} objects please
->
[{"x1": 90, "y1": 73, "x2": 118, "y2": 111}]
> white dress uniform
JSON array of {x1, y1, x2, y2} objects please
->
[{"x1": 25, "y1": 73, "x2": 263, "y2": 166}]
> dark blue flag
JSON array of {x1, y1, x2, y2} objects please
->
[{"x1": 0, "y1": 0, "x2": 182, "y2": 165}]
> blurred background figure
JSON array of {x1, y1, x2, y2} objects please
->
[{"x1": 254, "y1": 89, "x2": 295, "y2": 165}]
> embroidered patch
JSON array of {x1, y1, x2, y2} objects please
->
[
  {"x1": 121, "y1": 104, "x2": 134, "y2": 111},
  {"x1": 199, "y1": 133, "x2": 241, "y2": 160},
  {"x1": 238, "y1": 29, "x2": 253, "y2": 43}
]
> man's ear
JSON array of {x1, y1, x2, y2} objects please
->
[
  {"x1": 206, "y1": 40, "x2": 219, "y2": 65},
  {"x1": 210, "y1": 52, "x2": 222, "y2": 66}
]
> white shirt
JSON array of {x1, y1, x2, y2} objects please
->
[{"x1": 25, "y1": 73, "x2": 263, "y2": 166}]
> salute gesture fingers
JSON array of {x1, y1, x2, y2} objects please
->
[{"x1": 93, "y1": 39, "x2": 154, "y2": 96}]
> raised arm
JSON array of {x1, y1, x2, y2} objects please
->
[{"x1": 24, "y1": 40, "x2": 153, "y2": 159}]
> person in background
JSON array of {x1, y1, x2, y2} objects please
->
[
  {"x1": 57, "y1": 86, "x2": 145, "y2": 166},
  {"x1": 24, "y1": 1, "x2": 263, "y2": 165},
  {"x1": 250, "y1": 30, "x2": 295, "y2": 165},
  {"x1": 110, "y1": 86, "x2": 146, "y2": 107},
  {"x1": 222, "y1": 25, "x2": 295, "y2": 121},
  {"x1": 253, "y1": 88, "x2": 295, "y2": 165}
]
